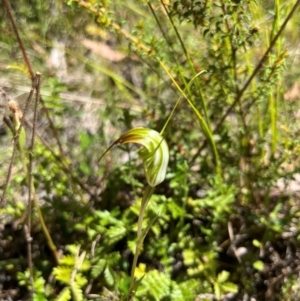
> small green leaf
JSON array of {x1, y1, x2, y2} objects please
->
[
  {"x1": 18, "y1": 126, "x2": 26, "y2": 150},
  {"x1": 80, "y1": 259, "x2": 91, "y2": 272},
  {"x1": 104, "y1": 266, "x2": 114, "y2": 286},
  {"x1": 66, "y1": 245, "x2": 79, "y2": 255},
  {"x1": 253, "y1": 239, "x2": 261, "y2": 248},
  {"x1": 107, "y1": 225, "x2": 127, "y2": 243},
  {"x1": 33, "y1": 292, "x2": 47, "y2": 301},
  {"x1": 136, "y1": 270, "x2": 170, "y2": 301},
  {"x1": 132, "y1": 274, "x2": 146, "y2": 295},
  {"x1": 54, "y1": 287, "x2": 71, "y2": 301},
  {"x1": 214, "y1": 282, "x2": 221, "y2": 300},
  {"x1": 106, "y1": 252, "x2": 121, "y2": 265},
  {"x1": 217, "y1": 270, "x2": 230, "y2": 283},
  {"x1": 71, "y1": 282, "x2": 83, "y2": 301},
  {"x1": 53, "y1": 266, "x2": 72, "y2": 284},
  {"x1": 75, "y1": 273, "x2": 88, "y2": 287},
  {"x1": 59, "y1": 255, "x2": 76, "y2": 266},
  {"x1": 253, "y1": 260, "x2": 264, "y2": 271},
  {"x1": 220, "y1": 282, "x2": 238, "y2": 294},
  {"x1": 91, "y1": 259, "x2": 107, "y2": 279},
  {"x1": 170, "y1": 280, "x2": 185, "y2": 301}
]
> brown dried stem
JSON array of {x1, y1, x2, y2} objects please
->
[
  {"x1": 3, "y1": 0, "x2": 65, "y2": 157},
  {"x1": 26, "y1": 73, "x2": 42, "y2": 294},
  {"x1": 0, "y1": 84, "x2": 35, "y2": 206}
]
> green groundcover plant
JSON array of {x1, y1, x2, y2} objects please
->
[{"x1": 1, "y1": 0, "x2": 300, "y2": 300}]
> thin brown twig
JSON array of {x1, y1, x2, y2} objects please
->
[
  {"x1": 3, "y1": 0, "x2": 34, "y2": 80},
  {"x1": 3, "y1": 0, "x2": 65, "y2": 157},
  {"x1": 4, "y1": 0, "x2": 99, "y2": 201},
  {"x1": 26, "y1": 73, "x2": 42, "y2": 294},
  {"x1": 85, "y1": 235, "x2": 101, "y2": 295},
  {"x1": 221, "y1": 1, "x2": 248, "y2": 132},
  {"x1": 22, "y1": 118, "x2": 100, "y2": 201},
  {"x1": 2, "y1": 89, "x2": 60, "y2": 264},
  {"x1": 24, "y1": 224, "x2": 34, "y2": 295},
  {"x1": 1, "y1": 78, "x2": 37, "y2": 294},
  {"x1": 27, "y1": 74, "x2": 41, "y2": 228},
  {"x1": 0, "y1": 84, "x2": 35, "y2": 207},
  {"x1": 39, "y1": 97, "x2": 65, "y2": 156},
  {"x1": 228, "y1": 221, "x2": 242, "y2": 264}
]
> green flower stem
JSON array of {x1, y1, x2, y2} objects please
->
[
  {"x1": 98, "y1": 127, "x2": 168, "y2": 299},
  {"x1": 128, "y1": 185, "x2": 154, "y2": 300}
]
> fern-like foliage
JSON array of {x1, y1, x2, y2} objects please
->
[
  {"x1": 134, "y1": 269, "x2": 209, "y2": 300},
  {"x1": 135, "y1": 270, "x2": 169, "y2": 300},
  {"x1": 135, "y1": 270, "x2": 171, "y2": 301},
  {"x1": 53, "y1": 266, "x2": 73, "y2": 285},
  {"x1": 17, "y1": 270, "x2": 49, "y2": 301},
  {"x1": 91, "y1": 251, "x2": 121, "y2": 287},
  {"x1": 71, "y1": 282, "x2": 84, "y2": 301},
  {"x1": 53, "y1": 245, "x2": 89, "y2": 301},
  {"x1": 55, "y1": 287, "x2": 71, "y2": 301}
]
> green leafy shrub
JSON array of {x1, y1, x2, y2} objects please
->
[{"x1": 1, "y1": 0, "x2": 300, "y2": 300}]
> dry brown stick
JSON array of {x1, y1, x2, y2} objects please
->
[
  {"x1": 0, "y1": 84, "x2": 35, "y2": 207},
  {"x1": 3, "y1": 0, "x2": 34, "y2": 79},
  {"x1": 2, "y1": 79, "x2": 36, "y2": 294},
  {"x1": 228, "y1": 221, "x2": 242, "y2": 264},
  {"x1": 85, "y1": 234, "x2": 101, "y2": 296},
  {"x1": 70, "y1": 247, "x2": 86, "y2": 289},
  {"x1": 0, "y1": 137, "x2": 18, "y2": 207},
  {"x1": 3, "y1": 0, "x2": 98, "y2": 201},
  {"x1": 22, "y1": 118, "x2": 100, "y2": 201},
  {"x1": 17, "y1": 79, "x2": 59, "y2": 264},
  {"x1": 3, "y1": 0, "x2": 65, "y2": 157},
  {"x1": 26, "y1": 73, "x2": 42, "y2": 294},
  {"x1": 24, "y1": 224, "x2": 34, "y2": 294},
  {"x1": 39, "y1": 97, "x2": 65, "y2": 156},
  {"x1": 220, "y1": 1, "x2": 248, "y2": 133},
  {"x1": 28, "y1": 74, "x2": 42, "y2": 221}
]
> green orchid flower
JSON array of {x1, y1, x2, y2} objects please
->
[{"x1": 100, "y1": 127, "x2": 169, "y2": 187}]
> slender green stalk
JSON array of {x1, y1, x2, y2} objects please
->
[
  {"x1": 270, "y1": 0, "x2": 281, "y2": 156},
  {"x1": 146, "y1": 1, "x2": 190, "y2": 99},
  {"x1": 160, "y1": 71, "x2": 206, "y2": 135},
  {"x1": 159, "y1": 60, "x2": 222, "y2": 177},
  {"x1": 128, "y1": 185, "x2": 154, "y2": 300},
  {"x1": 159, "y1": 0, "x2": 210, "y2": 126}
]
